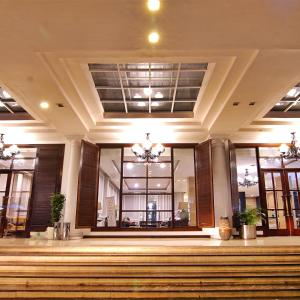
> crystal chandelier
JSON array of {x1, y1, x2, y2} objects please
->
[
  {"x1": 279, "y1": 132, "x2": 300, "y2": 160},
  {"x1": 0, "y1": 134, "x2": 20, "y2": 160},
  {"x1": 131, "y1": 133, "x2": 165, "y2": 161},
  {"x1": 238, "y1": 168, "x2": 258, "y2": 188}
]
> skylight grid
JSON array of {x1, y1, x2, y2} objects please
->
[
  {"x1": 89, "y1": 63, "x2": 208, "y2": 114},
  {"x1": 0, "y1": 87, "x2": 27, "y2": 114}
]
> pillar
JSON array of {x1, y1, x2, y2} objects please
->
[
  {"x1": 211, "y1": 139, "x2": 233, "y2": 238},
  {"x1": 60, "y1": 137, "x2": 86, "y2": 238}
]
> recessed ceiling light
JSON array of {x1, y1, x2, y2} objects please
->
[
  {"x1": 134, "y1": 93, "x2": 142, "y2": 99},
  {"x1": 148, "y1": 32, "x2": 160, "y2": 44},
  {"x1": 137, "y1": 102, "x2": 146, "y2": 107},
  {"x1": 157, "y1": 183, "x2": 161, "y2": 187},
  {"x1": 40, "y1": 101, "x2": 49, "y2": 109},
  {"x1": 160, "y1": 163, "x2": 166, "y2": 169},
  {"x1": 134, "y1": 183, "x2": 139, "y2": 188},
  {"x1": 276, "y1": 102, "x2": 282, "y2": 106},
  {"x1": 154, "y1": 92, "x2": 163, "y2": 99},
  {"x1": 147, "y1": 0, "x2": 160, "y2": 11},
  {"x1": 151, "y1": 102, "x2": 159, "y2": 107},
  {"x1": 143, "y1": 87, "x2": 152, "y2": 96},
  {"x1": 2, "y1": 90, "x2": 11, "y2": 99},
  {"x1": 126, "y1": 162, "x2": 134, "y2": 170}
]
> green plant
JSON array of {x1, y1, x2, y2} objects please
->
[
  {"x1": 237, "y1": 208, "x2": 266, "y2": 226},
  {"x1": 50, "y1": 193, "x2": 65, "y2": 225}
]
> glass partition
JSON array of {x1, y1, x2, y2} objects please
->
[
  {"x1": 97, "y1": 148, "x2": 121, "y2": 228},
  {"x1": 173, "y1": 148, "x2": 196, "y2": 227},
  {"x1": 236, "y1": 148, "x2": 261, "y2": 225},
  {"x1": 97, "y1": 145, "x2": 197, "y2": 229}
]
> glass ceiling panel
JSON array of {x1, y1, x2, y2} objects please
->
[{"x1": 89, "y1": 63, "x2": 208, "y2": 116}]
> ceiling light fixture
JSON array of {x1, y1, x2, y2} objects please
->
[
  {"x1": 137, "y1": 102, "x2": 146, "y2": 107},
  {"x1": 143, "y1": 87, "x2": 152, "y2": 96},
  {"x1": 238, "y1": 168, "x2": 258, "y2": 188},
  {"x1": 40, "y1": 101, "x2": 49, "y2": 109},
  {"x1": 134, "y1": 183, "x2": 139, "y2": 188},
  {"x1": 160, "y1": 163, "x2": 166, "y2": 169},
  {"x1": 154, "y1": 92, "x2": 163, "y2": 99},
  {"x1": 132, "y1": 133, "x2": 165, "y2": 161},
  {"x1": 151, "y1": 102, "x2": 159, "y2": 107},
  {"x1": 279, "y1": 132, "x2": 300, "y2": 160},
  {"x1": 0, "y1": 134, "x2": 20, "y2": 161},
  {"x1": 147, "y1": 0, "x2": 160, "y2": 11},
  {"x1": 134, "y1": 93, "x2": 142, "y2": 99},
  {"x1": 148, "y1": 32, "x2": 160, "y2": 44},
  {"x1": 275, "y1": 102, "x2": 282, "y2": 106}
]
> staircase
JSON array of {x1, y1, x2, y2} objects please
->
[{"x1": 0, "y1": 244, "x2": 300, "y2": 299}]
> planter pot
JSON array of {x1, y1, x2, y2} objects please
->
[
  {"x1": 62, "y1": 222, "x2": 70, "y2": 240},
  {"x1": 219, "y1": 217, "x2": 232, "y2": 240},
  {"x1": 46, "y1": 227, "x2": 54, "y2": 240},
  {"x1": 53, "y1": 222, "x2": 62, "y2": 240},
  {"x1": 242, "y1": 224, "x2": 256, "y2": 240}
]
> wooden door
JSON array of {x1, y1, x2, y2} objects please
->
[
  {"x1": 261, "y1": 169, "x2": 292, "y2": 235},
  {"x1": 195, "y1": 140, "x2": 214, "y2": 228},
  {"x1": 285, "y1": 170, "x2": 300, "y2": 236},
  {"x1": 76, "y1": 140, "x2": 99, "y2": 228}
]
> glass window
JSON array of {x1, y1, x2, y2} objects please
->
[
  {"x1": 97, "y1": 145, "x2": 197, "y2": 229},
  {"x1": 259, "y1": 147, "x2": 282, "y2": 168},
  {"x1": 97, "y1": 148, "x2": 121, "y2": 228},
  {"x1": 236, "y1": 148, "x2": 261, "y2": 224},
  {"x1": 6, "y1": 171, "x2": 33, "y2": 233},
  {"x1": 173, "y1": 148, "x2": 196, "y2": 227}
]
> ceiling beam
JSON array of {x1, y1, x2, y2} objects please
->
[
  {"x1": 95, "y1": 85, "x2": 201, "y2": 90},
  {"x1": 117, "y1": 64, "x2": 128, "y2": 113},
  {"x1": 171, "y1": 64, "x2": 181, "y2": 113}
]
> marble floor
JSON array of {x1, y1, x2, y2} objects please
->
[{"x1": 1, "y1": 236, "x2": 300, "y2": 247}]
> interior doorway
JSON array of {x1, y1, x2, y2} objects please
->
[{"x1": 261, "y1": 169, "x2": 300, "y2": 236}]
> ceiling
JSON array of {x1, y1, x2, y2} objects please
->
[{"x1": 0, "y1": 0, "x2": 300, "y2": 144}]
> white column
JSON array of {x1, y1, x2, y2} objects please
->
[
  {"x1": 60, "y1": 137, "x2": 85, "y2": 237},
  {"x1": 211, "y1": 139, "x2": 233, "y2": 238}
]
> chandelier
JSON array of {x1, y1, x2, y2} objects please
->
[
  {"x1": 279, "y1": 132, "x2": 300, "y2": 160},
  {"x1": 131, "y1": 133, "x2": 165, "y2": 161},
  {"x1": 238, "y1": 168, "x2": 258, "y2": 188},
  {"x1": 0, "y1": 134, "x2": 20, "y2": 160}
]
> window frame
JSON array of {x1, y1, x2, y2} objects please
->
[{"x1": 93, "y1": 143, "x2": 199, "y2": 231}]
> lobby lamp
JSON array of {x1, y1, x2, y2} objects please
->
[
  {"x1": 131, "y1": 133, "x2": 165, "y2": 161},
  {"x1": 279, "y1": 132, "x2": 300, "y2": 160},
  {"x1": 238, "y1": 168, "x2": 258, "y2": 188},
  {"x1": 0, "y1": 133, "x2": 20, "y2": 160}
]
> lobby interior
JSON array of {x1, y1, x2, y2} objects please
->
[{"x1": 0, "y1": 0, "x2": 300, "y2": 298}]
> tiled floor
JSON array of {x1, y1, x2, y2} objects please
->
[{"x1": 1, "y1": 236, "x2": 300, "y2": 247}]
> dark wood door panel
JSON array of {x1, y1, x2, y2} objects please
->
[
  {"x1": 76, "y1": 141, "x2": 99, "y2": 228},
  {"x1": 195, "y1": 140, "x2": 214, "y2": 228},
  {"x1": 29, "y1": 145, "x2": 64, "y2": 232}
]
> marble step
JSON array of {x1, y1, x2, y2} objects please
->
[
  {"x1": 1, "y1": 290, "x2": 300, "y2": 299},
  {"x1": 0, "y1": 254, "x2": 299, "y2": 265}
]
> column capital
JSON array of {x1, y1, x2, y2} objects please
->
[{"x1": 65, "y1": 135, "x2": 85, "y2": 142}]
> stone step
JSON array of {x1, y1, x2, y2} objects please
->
[
  {"x1": 1, "y1": 290, "x2": 300, "y2": 299},
  {"x1": 0, "y1": 254, "x2": 299, "y2": 265},
  {"x1": 0, "y1": 245, "x2": 299, "y2": 299}
]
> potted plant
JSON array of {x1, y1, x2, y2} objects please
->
[
  {"x1": 237, "y1": 208, "x2": 266, "y2": 240},
  {"x1": 47, "y1": 193, "x2": 65, "y2": 240}
]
